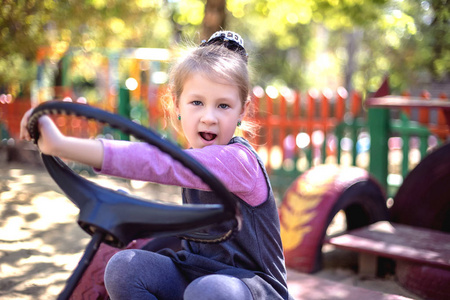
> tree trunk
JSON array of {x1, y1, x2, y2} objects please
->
[
  {"x1": 202, "y1": 0, "x2": 226, "y2": 41},
  {"x1": 344, "y1": 29, "x2": 362, "y2": 93}
]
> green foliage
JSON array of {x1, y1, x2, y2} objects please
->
[
  {"x1": 226, "y1": 0, "x2": 448, "y2": 92},
  {"x1": 352, "y1": 0, "x2": 449, "y2": 92},
  {"x1": 0, "y1": 0, "x2": 448, "y2": 97},
  {"x1": 0, "y1": 0, "x2": 51, "y2": 95},
  {"x1": 0, "y1": 0, "x2": 168, "y2": 95},
  {"x1": 227, "y1": 0, "x2": 393, "y2": 89}
]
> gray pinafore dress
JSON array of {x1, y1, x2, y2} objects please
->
[{"x1": 159, "y1": 137, "x2": 293, "y2": 299}]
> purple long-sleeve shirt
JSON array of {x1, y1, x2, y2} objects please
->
[{"x1": 97, "y1": 139, "x2": 268, "y2": 207}]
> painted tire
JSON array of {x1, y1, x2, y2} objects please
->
[
  {"x1": 396, "y1": 261, "x2": 450, "y2": 300},
  {"x1": 391, "y1": 142, "x2": 450, "y2": 232},
  {"x1": 279, "y1": 164, "x2": 388, "y2": 273},
  {"x1": 391, "y1": 143, "x2": 450, "y2": 299}
]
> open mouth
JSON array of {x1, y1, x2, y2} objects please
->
[{"x1": 200, "y1": 132, "x2": 217, "y2": 142}]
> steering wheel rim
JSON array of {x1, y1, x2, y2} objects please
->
[{"x1": 27, "y1": 100, "x2": 242, "y2": 247}]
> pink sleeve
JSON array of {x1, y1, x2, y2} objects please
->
[{"x1": 97, "y1": 139, "x2": 268, "y2": 206}]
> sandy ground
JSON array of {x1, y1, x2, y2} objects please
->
[{"x1": 0, "y1": 160, "x2": 421, "y2": 299}]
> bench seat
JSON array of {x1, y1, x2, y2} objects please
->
[{"x1": 327, "y1": 221, "x2": 450, "y2": 272}]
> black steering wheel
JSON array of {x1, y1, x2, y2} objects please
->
[{"x1": 27, "y1": 100, "x2": 242, "y2": 248}]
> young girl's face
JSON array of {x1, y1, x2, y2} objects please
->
[{"x1": 176, "y1": 73, "x2": 247, "y2": 149}]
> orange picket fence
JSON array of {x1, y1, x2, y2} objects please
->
[
  {"x1": 245, "y1": 87, "x2": 448, "y2": 198},
  {"x1": 1, "y1": 86, "x2": 448, "y2": 199},
  {"x1": 245, "y1": 87, "x2": 363, "y2": 172}
]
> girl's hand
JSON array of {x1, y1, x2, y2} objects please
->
[
  {"x1": 19, "y1": 108, "x2": 65, "y2": 156},
  {"x1": 19, "y1": 97, "x2": 84, "y2": 142},
  {"x1": 19, "y1": 108, "x2": 34, "y2": 141},
  {"x1": 34, "y1": 115, "x2": 66, "y2": 156},
  {"x1": 18, "y1": 99, "x2": 104, "y2": 168}
]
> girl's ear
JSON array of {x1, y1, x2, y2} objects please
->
[
  {"x1": 240, "y1": 99, "x2": 250, "y2": 119},
  {"x1": 173, "y1": 94, "x2": 180, "y2": 116}
]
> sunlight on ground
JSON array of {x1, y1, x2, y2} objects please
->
[
  {"x1": 30, "y1": 193, "x2": 79, "y2": 227},
  {"x1": 0, "y1": 164, "x2": 182, "y2": 299},
  {"x1": 0, "y1": 189, "x2": 78, "y2": 241},
  {"x1": 0, "y1": 166, "x2": 89, "y2": 299}
]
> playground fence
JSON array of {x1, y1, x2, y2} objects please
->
[{"x1": 1, "y1": 87, "x2": 448, "y2": 199}]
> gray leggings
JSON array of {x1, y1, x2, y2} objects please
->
[{"x1": 104, "y1": 249, "x2": 253, "y2": 300}]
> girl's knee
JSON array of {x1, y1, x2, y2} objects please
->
[
  {"x1": 105, "y1": 249, "x2": 186, "y2": 299},
  {"x1": 106, "y1": 250, "x2": 136, "y2": 271},
  {"x1": 184, "y1": 274, "x2": 252, "y2": 300},
  {"x1": 104, "y1": 250, "x2": 139, "y2": 288}
]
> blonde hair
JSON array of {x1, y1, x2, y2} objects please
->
[{"x1": 163, "y1": 43, "x2": 256, "y2": 137}]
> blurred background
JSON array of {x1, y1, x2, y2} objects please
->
[
  {"x1": 0, "y1": 0, "x2": 449, "y2": 199},
  {"x1": 1, "y1": 3, "x2": 449, "y2": 300},
  {"x1": 1, "y1": 3, "x2": 449, "y2": 299},
  {"x1": 0, "y1": 0, "x2": 448, "y2": 100}
]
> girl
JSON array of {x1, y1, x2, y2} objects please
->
[{"x1": 20, "y1": 31, "x2": 293, "y2": 300}]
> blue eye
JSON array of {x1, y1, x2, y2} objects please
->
[
  {"x1": 219, "y1": 104, "x2": 229, "y2": 109},
  {"x1": 192, "y1": 100, "x2": 202, "y2": 106}
]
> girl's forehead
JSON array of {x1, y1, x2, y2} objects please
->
[{"x1": 185, "y1": 70, "x2": 234, "y2": 87}]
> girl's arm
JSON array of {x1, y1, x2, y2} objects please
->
[
  {"x1": 99, "y1": 139, "x2": 268, "y2": 206},
  {"x1": 20, "y1": 109, "x2": 267, "y2": 206},
  {"x1": 20, "y1": 109, "x2": 104, "y2": 169}
]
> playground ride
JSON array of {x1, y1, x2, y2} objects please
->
[
  {"x1": 279, "y1": 164, "x2": 389, "y2": 273},
  {"x1": 17, "y1": 83, "x2": 449, "y2": 299},
  {"x1": 279, "y1": 94, "x2": 450, "y2": 300},
  {"x1": 326, "y1": 141, "x2": 450, "y2": 300},
  {"x1": 27, "y1": 100, "x2": 241, "y2": 299}
]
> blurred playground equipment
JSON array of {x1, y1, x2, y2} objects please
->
[
  {"x1": 2, "y1": 68, "x2": 448, "y2": 191},
  {"x1": 277, "y1": 80, "x2": 450, "y2": 300},
  {"x1": 1, "y1": 46, "x2": 450, "y2": 299}
]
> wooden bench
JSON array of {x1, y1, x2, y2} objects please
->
[
  {"x1": 287, "y1": 269, "x2": 413, "y2": 300},
  {"x1": 326, "y1": 221, "x2": 450, "y2": 277},
  {"x1": 366, "y1": 96, "x2": 450, "y2": 127}
]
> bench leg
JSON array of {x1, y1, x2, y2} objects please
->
[{"x1": 358, "y1": 253, "x2": 378, "y2": 278}]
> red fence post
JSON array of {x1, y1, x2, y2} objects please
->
[
  {"x1": 351, "y1": 91, "x2": 361, "y2": 117},
  {"x1": 293, "y1": 91, "x2": 301, "y2": 159},
  {"x1": 418, "y1": 90, "x2": 431, "y2": 124},
  {"x1": 335, "y1": 87, "x2": 346, "y2": 122},
  {"x1": 321, "y1": 89, "x2": 332, "y2": 162},
  {"x1": 306, "y1": 89, "x2": 317, "y2": 168},
  {"x1": 435, "y1": 93, "x2": 449, "y2": 140},
  {"x1": 1, "y1": 100, "x2": 32, "y2": 140},
  {"x1": 279, "y1": 93, "x2": 287, "y2": 165}
]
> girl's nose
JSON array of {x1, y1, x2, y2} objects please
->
[{"x1": 201, "y1": 108, "x2": 217, "y2": 124}]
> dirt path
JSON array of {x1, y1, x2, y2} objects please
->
[{"x1": 0, "y1": 162, "x2": 419, "y2": 299}]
